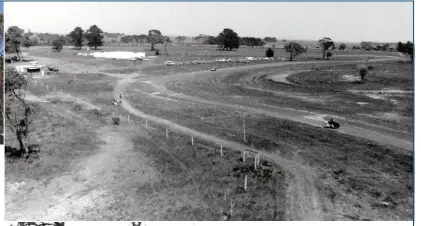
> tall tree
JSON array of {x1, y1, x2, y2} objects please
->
[
  {"x1": 69, "y1": 27, "x2": 85, "y2": 49},
  {"x1": 175, "y1": 36, "x2": 186, "y2": 44},
  {"x1": 284, "y1": 42, "x2": 306, "y2": 61},
  {"x1": 5, "y1": 26, "x2": 25, "y2": 60},
  {"x1": 52, "y1": 36, "x2": 65, "y2": 52},
  {"x1": 85, "y1": 25, "x2": 104, "y2": 50},
  {"x1": 216, "y1": 28, "x2": 240, "y2": 51},
  {"x1": 5, "y1": 67, "x2": 33, "y2": 156},
  {"x1": 163, "y1": 36, "x2": 172, "y2": 55},
  {"x1": 147, "y1": 29, "x2": 163, "y2": 51},
  {"x1": 318, "y1": 37, "x2": 335, "y2": 59}
]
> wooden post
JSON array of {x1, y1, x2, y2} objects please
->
[
  {"x1": 128, "y1": 114, "x2": 130, "y2": 123},
  {"x1": 220, "y1": 144, "x2": 223, "y2": 156},
  {"x1": 165, "y1": 128, "x2": 168, "y2": 138},
  {"x1": 244, "y1": 175, "x2": 248, "y2": 191},
  {"x1": 254, "y1": 155, "x2": 257, "y2": 170},
  {"x1": 191, "y1": 136, "x2": 194, "y2": 146},
  {"x1": 145, "y1": 120, "x2": 148, "y2": 129},
  {"x1": 257, "y1": 154, "x2": 260, "y2": 166},
  {"x1": 243, "y1": 113, "x2": 246, "y2": 142},
  {"x1": 243, "y1": 151, "x2": 246, "y2": 162}
]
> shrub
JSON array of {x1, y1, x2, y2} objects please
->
[
  {"x1": 326, "y1": 52, "x2": 333, "y2": 59},
  {"x1": 265, "y1": 48, "x2": 274, "y2": 57},
  {"x1": 112, "y1": 116, "x2": 120, "y2": 125},
  {"x1": 357, "y1": 64, "x2": 369, "y2": 83}
]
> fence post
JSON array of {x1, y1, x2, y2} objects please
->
[
  {"x1": 145, "y1": 120, "x2": 148, "y2": 129},
  {"x1": 243, "y1": 151, "x2": 246, "y2": 162},
  {"x1": 254, "y1": 155, "x2": 257, "y2": 170},
  {"x1": 191, "y1": 136, "x2": 194, "y2": 146},
  {"x1": 166, "y1": 128, "x2": 168, "y2": 138},
  {"x1": 243, "y1": 113, "x2": 246, "y2": 142},
  {"x1": 220, "y1": 144, "x2": 223, "y2": 156},
  {"x1": 128, "y1": 114, "x2": 130, "y2": 123},
  {"x1": 257, "y1": 154, "x2": 260, "y2": 166},
  {"x1": 244, "y1": 175, "x2": 248, "y2": 191}
]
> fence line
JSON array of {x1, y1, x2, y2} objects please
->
[{"x1": 35, "y1": 81, "x2": 263, "y2": 189}]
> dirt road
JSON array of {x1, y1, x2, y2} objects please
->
[{"x1": 113, "y1": 54, "x2": 411, "y2": 220}]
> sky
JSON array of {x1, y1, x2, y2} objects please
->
[{"x1": 5, "y1": 2, "x2": 413, "y2": 43}]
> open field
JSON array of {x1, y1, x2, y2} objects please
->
[{"x1": 5, "y1": 44, "x2": 413, "y2": 220}]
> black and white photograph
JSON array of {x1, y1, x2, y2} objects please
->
[{"x1": 3, "y1": 1, "x2": 414, "y2": 221}]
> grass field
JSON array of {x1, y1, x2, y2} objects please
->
[{"x1": 5, "y1": 44, "x2": 413, "y2": 220}]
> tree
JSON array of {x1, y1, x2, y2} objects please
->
[
  {"x1": 284, "y1": 42, "x2": 306, "y2": 61},
  {"x1": 405, "y1": 41, "x2": 413, "y2": 60},
  {"x1": 147, "y1": 29, "x2": 163, "y2": 51},
  {"x1": 318, "y1": 37, "x2": 335, "y2": 59},
  {"x1": 175, "y1": 36, "x2": 186, "y2": 44},
  {"x1": 22, "y1": 34, "x2": 35, "y2": 48},
  {"x1": 5, "y1": 67, "x2": 33, "y2": 157},
  {"x1": 266, "y1": 48, "x2": 274, "y2": 57},
  {"x1": 85, "y1": 25, "x2": 104, "y2": 50},
  {"x1": 264, "y1": 37, "x2": 277, "y2": 42},
  {"x1": 5, "y1": 26, "x2": 25, "y2": 60},
  {"x1": 339, "y1": 44, "x2": 347, "y2": 50},
  {"x1": 382, "y1": 43, "x2": 390, "y2": 51},
  {"x1": 241, "y1": 37, "x2": 266, "y2": 47},
  {"x1": 194, "y1": 36, "x2": 200, "y2": 45},
  {"x1": 69, "y1": 27, "x2": 85, "y2": 49},
  {"x1": 120, "y1": 36, "x2": 134, "y2": 44},
  {"x1": 206, "y1": 36, "x2": 217, "y2": 45},
  {"x1": 52, "y1": 36, "x2": 65, "y2": 52},
  {"x1": 396, "y1": 42, "x2": 404, "y2": 52},
  {"x1": 163, "y1": 36, "x2": 172, "y2": 55},
  {"x1": 396, "y1": 41, "x2": 413, "y2": 61},
  {"x1": 216, "y1": 28, "x2": 240, "y2": 51}
]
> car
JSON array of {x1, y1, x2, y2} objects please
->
[
  {"x1": 48, "y1": 66, "x2": 59, "y2": 72},
  {"x1": 262, "y1": 57, "x2": 270, "y2": 60},
  {"x1": 165, "y1": 61, "x2": 175, "y2": 66},
  {"x1": 226, "y1": 58, "x2": 232, "y2": 62},
  {"x1": 211, "y1": 67, "x2": 216, "y2": 71},
  {"x1": 218, "y1": 58, "x2": 227, "y2": 62}
]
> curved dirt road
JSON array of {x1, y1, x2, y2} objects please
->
[{"x1": 112, "y1": 54, "x2": 412, "y2": 220}]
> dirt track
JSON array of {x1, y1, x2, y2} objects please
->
[
  {"x1": 6, "y1": 52, "x2": 412, "y2": 220},
  {"x1": 113, "y1": 54, "x2": 412, "y2": 220}
]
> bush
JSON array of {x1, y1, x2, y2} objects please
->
[
  {"x1": 326, "y1": 51, "x2": 333, "y2": 59},
  {"x1": 265, "y1": 48, "x2": 274, "y2": 57},
  {"x1": 357, "y1": 64, "x2": 369, "y2": 83},
  {"x1": 112, "y1": 116, "x2": 120, "y2": 125}
]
